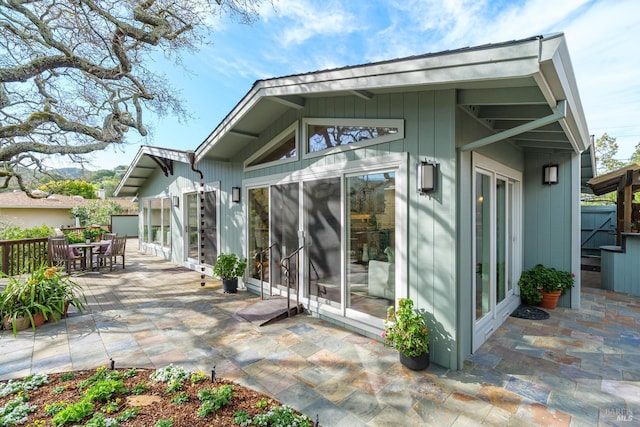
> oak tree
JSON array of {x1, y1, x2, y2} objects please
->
[{"x1": 0, "y1": 0, "x2": 266, "y2": 196}]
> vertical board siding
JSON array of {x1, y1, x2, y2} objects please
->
[
  {"x1": 234, "y1": 91, "x2": 459, "y2": 368},
  {"x1": 432, "y1": 90, "x2": 457, "y2": 367},
  {"x1": 523, "y1": 150, "x2": 576, "y2": 307}
]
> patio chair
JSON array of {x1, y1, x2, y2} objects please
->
[
  {"x1": 48, "y1": 236, "x2": 80, "y2": 273},
  {"x1": 96, "y1": 232, "x2": 117, "y2": 267},
  {"x1": 96, "y1": 235, "x2": 127, "y2": 271},
  {"x1": 101, "y1": 232, "x2": 117, "y2": 241}
]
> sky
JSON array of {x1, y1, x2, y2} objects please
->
[{"x1": 80, "y1": 0, "x2": 640, "y2": 171}]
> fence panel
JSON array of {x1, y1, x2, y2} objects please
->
[{"x1": 581, "y1": 206, "x2": 616, "y2": 256}]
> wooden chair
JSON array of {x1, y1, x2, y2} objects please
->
[
  {"x1": 96, "y1": 235, "x2": 127, "y2": 271},
  {"x1": 96, "y1": 232, "x2": 117, "y2": 266},
  {"x1": 48, "y1": 236, "x2": 80, "y2": 273},
  {"x1": 101, "y1": 232, "x2": 117, "y2": 241}
]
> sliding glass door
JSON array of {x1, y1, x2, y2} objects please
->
[{"x1": 245, "y1": 165, "x2": 400, "y2": 323}]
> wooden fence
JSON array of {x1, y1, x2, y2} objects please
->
[{"x1": 0, "y1": 237, "x2": 49, "y2": 276}]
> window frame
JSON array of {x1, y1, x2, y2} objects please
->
[
  {"x1": 244, "y1": 121, "x2": 299, "y2": 172},
  {"x1": 302, "y1": 118, "x2": 404, "y2": 160},
  {"x1": 142, "y1": 195, "x2": 171, "y2": 248}
]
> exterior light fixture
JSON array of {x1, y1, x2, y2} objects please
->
[
  {"x1": 172, "y1": 195, "x2": 179, "y2": 207},
  {"x1": 543, "y1": 164, "x2": 559, "y2": 185},
  {"x1": 232, "y1": 187, "x2": 241, "y2": 203},
  {"x1": 417, "y1": 161, "x2": 438, "y2": 194}
]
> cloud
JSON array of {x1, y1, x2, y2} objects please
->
[{"x1": 268, "y1": 0, "x2": 358, "y2": 46}]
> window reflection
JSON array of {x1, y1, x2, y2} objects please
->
[{"x1": 347, "y1": 172, "x2": 396, "y2": 319}]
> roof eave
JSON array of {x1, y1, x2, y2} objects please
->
[{"x1": 194, "y1": 37, "x2": 553, "y2": 162}]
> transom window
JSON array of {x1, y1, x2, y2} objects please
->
[
  {"x1": 245, "y1": 121, "x2": 298, "y2": 170},
  {"x1": 303, "y1": 118, "x2": 404, "y2": 158}
]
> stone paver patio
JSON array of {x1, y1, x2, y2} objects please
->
[{"x1": 1, "y1": 240, "x2": 639, "y2": 426}]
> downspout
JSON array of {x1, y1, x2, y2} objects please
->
[{"x1": 187, "y1": 151, "x2": 207, "y2": 287}]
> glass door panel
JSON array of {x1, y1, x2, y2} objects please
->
[
  {"x1": 496, "y1": 178, "x2": 507, "y2": 304},
  {"x1": 248, "y1": 188, "x2": 270, "y2": 281},
  {"x1": 270, "y1": 183, "x2": 299, "y2": 291},
  {"x1": 202, "y1": 191, "x2": 217, "y2": 266},
  {"x1": 473, "y1": 161, "x2": 521, "y2": 352},
  {"x1": 186, "y1": 193, "x2": 198, "y2": 260},
  {"x1": 346, "y1": 172, "x2": 395, "y2": 319},
  {"x1": 475, "y1": 172, "x2": 491, "y2": 322},
  {"x1": 304, "y1": 178, "x2": 342, "y2": 305}
]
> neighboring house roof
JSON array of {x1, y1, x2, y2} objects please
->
[
  {"x1": 0, "y1": 191, "x2": 136, "y2": 212},
  {"x1": 0, "y1": 191, "x2": 92, "y2": 209},
  {"x1": 115, "y1": 33, "x2": 594, "y2": 196}
]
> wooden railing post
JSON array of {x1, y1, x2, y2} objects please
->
[{"x1": 0, "y1": 237, "x2": 49, "y2": 276}]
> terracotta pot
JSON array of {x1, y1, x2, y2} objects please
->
[
  {"x1": 32, "y1": 312, "x2": 46, "y2": 327},
  {"x1": 50, "y1": 302, "x2": 71, "y2": 323},
  {"x1": 3, "y1": 315, "x2": 30, "y2": 332},
  {"x1": 539, "y1": 290, "x2": 562, "y2": 309},
  {"x1": 399, "y1": 350, "x2": 430, "y2": 371}
]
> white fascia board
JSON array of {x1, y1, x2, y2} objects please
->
[
  {"x1": 141, "y1": 146, "x2": 191, "y2": 163},
  {"x1": 195, "y1": 88, "x2": 263, "y2": 161},
  {"x1": 114, "y1": 146, "x2": 190, "y2": 196},
  {"x1": 195, "y1": 37, "x2": 579, "y2": 163},
  {"x1": 115, "y1": 146, "x2": 147, "y2": 196},
  {"x1": 537, "y1": 36, "x2": 590, "y2": 153}
]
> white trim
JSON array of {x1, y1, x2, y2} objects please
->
[
  {"x1": 471, "y1": 152, "x2": 522, "y2": 352},
  {"x1": 244, "y1": 152, "x2": 407, "y2": 188},
  {"x1": 243, "y1": 153, "x2": 407, "y2": 327},
  {"x1": 244, "y1": 121, "x2": 299, "y2": 172},
  {"x1": 181, "y1": 181, "x2": 220, "y2": 273},
  {"x1": 302, "y1": 118, "x2": 404, "y2": 160}
]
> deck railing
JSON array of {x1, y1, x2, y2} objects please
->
[{"x1": 0, "y1": 237, "x2": 49, "y2": 276}]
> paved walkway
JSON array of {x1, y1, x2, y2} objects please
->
[{"x1": 1, "y1": 243, "x2": 639, "y2": 426}]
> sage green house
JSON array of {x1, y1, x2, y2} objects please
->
[{"x1": 116, "y1": 33, "x2": 594, "y2": 370}]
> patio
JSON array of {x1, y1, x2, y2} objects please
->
[{"x1": 1, "y1": 240, "x2": 638, "y2": 426}]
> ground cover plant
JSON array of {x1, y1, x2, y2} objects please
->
[{"x1": 0, "y1": 365, "x2": 314, "y2": 426}]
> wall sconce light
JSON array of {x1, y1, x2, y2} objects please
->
[
  {"x1": 417, "y1": 161, "x2": 438, "y2": 194},
  {"x1": 543, "y1": 164, "x2": 559, "y2": 185},
  {"x1": 172, "y1": 195, "x2": 179, "y2": 208},
  {"x1": 232, "y1": 187, "x2": 241, "y2": 203}
]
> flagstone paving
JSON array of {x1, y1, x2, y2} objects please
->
[{"x1": 1, "y1": 241, "x2": 639, "y2": 426}]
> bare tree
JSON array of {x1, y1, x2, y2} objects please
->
[{"x1": 0, "y1": 0, "x2": 265, "y2": 195}]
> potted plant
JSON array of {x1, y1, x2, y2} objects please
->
[
  {"x1": 383, "y1": 298, "x2": 430, "y2": 370},
  {"x1": 631, "y1": 221, "x2": 640, "y2": 233},
  {"x1": 0, "y1": 264, "x2": 87, "y2": 336},
  {"x1": 518, "y1": 264, "x2": 574, "y2": 309},
  {"x1": 83, "y1": 229, "x2": 94, "y2": 243},
  {"x1": 212, "y1": 253, "x2": 247, "y2": 293}
]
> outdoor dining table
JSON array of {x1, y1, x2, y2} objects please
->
[{"x1": 69, "y1": 241, "x2": 111, "y2": 271}]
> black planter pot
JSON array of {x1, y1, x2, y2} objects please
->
[
  {"x1": 399, "y1": 351, "x2": 430, "y2": 371},
  {"x1": 222, "y1": 278, "x2": 238, "y2": 293}
]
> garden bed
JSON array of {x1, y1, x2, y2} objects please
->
[{"x1": 0, "y1": 365, "x2": 313, "y2": 426}]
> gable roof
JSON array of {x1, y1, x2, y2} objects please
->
[
  {"x1": 115, "y1": 33, "x2": 594, "y2": 196},
  {"x1": 195, "y1": 33, "x2": 591, "y2": 172},
  {"x1": 115, "y1": 145, "x2": 192, "y2": 197}
]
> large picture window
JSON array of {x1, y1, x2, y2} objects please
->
[
  {"x1": 143, "y1": 196, "x2": 171, "y2": 248},
  {"x1": 303, "y1": 118, "x2": 403, "y2": 158}
]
